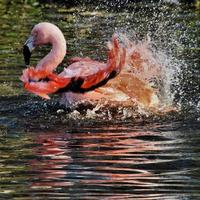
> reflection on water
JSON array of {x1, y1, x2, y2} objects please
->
[{"x1": 0, "y1": 123, "x2": 200, "y2": 199}]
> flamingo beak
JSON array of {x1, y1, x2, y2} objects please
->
[{"x1": 23, "y1": 36, "x2": 35, "y2": 67}]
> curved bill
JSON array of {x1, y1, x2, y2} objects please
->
[{"x1": 23, "y1": 36, "x2": 35, "y2": 67}]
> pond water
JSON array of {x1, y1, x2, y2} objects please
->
[{"x1": 0, "y1": 1, "x2": 200, "y2": 199}]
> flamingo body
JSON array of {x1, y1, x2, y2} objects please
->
[
  {"x1": 21, "y1": 22, "x2": 161, "y2": 109},
  {"x1": 21, "y1": 23, "x2": 125, "y2": 99}
]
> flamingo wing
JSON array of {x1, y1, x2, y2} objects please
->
[
  {"x1": 58, "y1": 36, "x2": 126, "y2": 92},
  {"x1": 57, "y1": 60, "x2": 116, "y2": 93}
]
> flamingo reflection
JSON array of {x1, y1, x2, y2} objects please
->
[{"x1": 29, "y1": 128, "x2": 173, "y2": 200}]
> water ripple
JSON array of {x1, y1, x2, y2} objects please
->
[{"x1": 0, "y1": 124, "x2": 199, "y2": 199}]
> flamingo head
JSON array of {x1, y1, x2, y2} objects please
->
[{"x1": 23, "y1": 22, "x2": 66, "y2": 67}]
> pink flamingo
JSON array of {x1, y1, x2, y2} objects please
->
[
  {"x1": 21, "y1": 22, "x2": 167, "y2": 109},
  {"x1": 21, "y1": 22, "x2": 126, "y2": 99}
]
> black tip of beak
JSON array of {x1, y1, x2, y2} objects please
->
[{"x1": 23, "y1": 45, "x2": 31, "y2": 66}]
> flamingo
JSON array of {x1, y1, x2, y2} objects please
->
[
  {"x1": 21, "y1": 22, "x2": 160, "y2": 108},
  {"x1": 21, "y1": 22, "x2": 126, "y2": 100}
]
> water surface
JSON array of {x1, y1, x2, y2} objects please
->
[{"x1": 0, "y1": 1, "x2": 200, "y2": 199}]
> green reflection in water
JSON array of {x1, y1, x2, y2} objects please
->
[{"x1": 0, "y1": 1, "x2": 43, "y2": 95}]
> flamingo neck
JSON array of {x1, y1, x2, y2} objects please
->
[{"x1": 36, "y1": 33, "x2": 66, "y2": 73}]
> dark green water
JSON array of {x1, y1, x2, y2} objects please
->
[{"x1": 0, "y1": 1, "x2": 200, "y2": 199}]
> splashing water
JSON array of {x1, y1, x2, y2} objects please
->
[
  {"x1": 54, "y1": 2, "x2": 199, "y2": 121},
  {"x1": 59, "y1": 33, "x2": 180, "y2": 120}
]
